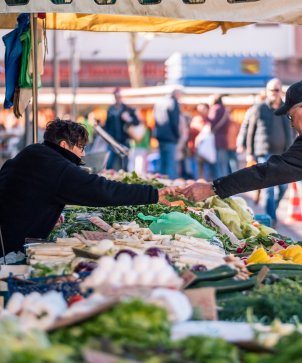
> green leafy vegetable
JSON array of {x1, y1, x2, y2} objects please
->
[
  {"x1": 50, "y1": 300, "x2": 170, "y2": 350},
  {"x1": 219, "y1": 279, "x2": 302, "y2": 323}
]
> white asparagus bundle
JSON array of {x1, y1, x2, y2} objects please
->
[
  {"x1": 30, "y1": 254, "x2": 74, "y2": 260},
  {"x1": 29, "y1": 251, "x2": 74, "y2": 257},
  {"x1": 56, "y1": 237, "x2": 84, "y2": 246},
  {"x1": 174, "y1": 234, "x2": 224, "y2": 253},
  {"x1": 173, "y1": 236, "x2": 224, "y2": 252},
  {"x1": 152, "y1": 234, "x2": 173, "y2": 241},
  {"x1": 27, "y1": 245, "x2": 73, "y2": 253},
  {"x1": 174, "y1": 253, "x2": 225, "y2": 269},
  {"x1": 179, "y1": 251, "x2": 224, "y2": 262},
  {"x1": 171, "y1": 241, "x2": 224, "y2": 258}
]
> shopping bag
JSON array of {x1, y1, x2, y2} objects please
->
[
  {"x1": 127, "y1": 124, "x2": 146, "y2": 143},
  {"x1": 196, "y1": 124, "x2": 217, "y2": 164},
  {"x1": 138, "y1": 211, "x2": 216, "y2": 239}
]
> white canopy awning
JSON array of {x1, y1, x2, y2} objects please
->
[{"x1": 0, "y1": 0, "x2": 302, "y2": 25}]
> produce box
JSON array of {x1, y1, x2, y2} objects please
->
[{"x1": 6, "y1": 272, "x2": 90, "y2": 301}]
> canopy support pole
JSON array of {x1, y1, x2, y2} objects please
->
[{"x1": 30, "y1": 13, "x2": 38, "y2": 144}]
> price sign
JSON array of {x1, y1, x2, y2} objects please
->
[{"x1": 185, "y1": 287, "x2": 217, "y2": 320}]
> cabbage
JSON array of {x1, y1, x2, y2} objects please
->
[
  {"x1": 225, "y1": 197, "x2": 253, "y2": 224},
  {"x1": 258, "y1": 224, "x2": 278, "y2": 236},
  {"x1": 214, "y1": 207, "x2": 243, "y2": 239},
  {"x1": 241, "y1": 223, "x2": 260, "y2": 238},
  {"x1": 204, "y1": 196, "x2": 230, "y2": 209}
]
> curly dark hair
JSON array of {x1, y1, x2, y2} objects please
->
[{"x1": 44, "y1": 118, "x2": 89, "y2": 147}]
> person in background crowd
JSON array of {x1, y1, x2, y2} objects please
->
[
  {"x1": 0, "y1": 118, "x2": 177, "y2": 254},
  {"x1": 128, "y1": 117, "x2": 151, "y2": 176},
  {"x1": 179, "y1": 80, "x2": 302, "y2": 221},
  {"x1": 188, "y1": 103, "x2": 209, "y2": 180},
  {"x1": 236, "y1": 89, "x2": 267, "y2": 204},
  {"x1": 176, "y1": 114, "x2": 190, "y2": 179},
  {"x1": 244, "y1": 78, "x2": 293, "y2": 225},
  {"x1": 236, "y1": 90, "x2": 267, "y2": 155},
  {"x1": 208, "y1": 94, "x2": 231, "y2": 178},
  {"x1": 104, "y1": 88, "x2": 140, "y2": 171},
  {"x1": 226, "y1": 115, "x2": 241, "y2": 174},
  {"x1": 193, "y1": 103, "x2": 219, "y2": 181},
  {"x1": 2, "y1": 118, "x2": 24, "y2": 159},
  {"x1": 154, "y1": 88, "x2": 182, "y2": 179},
  {"x1": 81, "y1": 112, "x2": 96, "y2": 152}
]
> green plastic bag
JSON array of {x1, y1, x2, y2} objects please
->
[
  {"x1": 19, "y1": 29, "x2": 42, "y2": 88},
  {"x1": 138, "y1": 211, "x2": 216, "y2": 239}
]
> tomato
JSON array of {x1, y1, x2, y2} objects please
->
[{"x1": 68, "y1": 294, "x2": 84, "y2": 306}]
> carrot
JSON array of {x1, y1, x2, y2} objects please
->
[{"x1": 170, "y1": 200, "x2": 186, "y2": 207}]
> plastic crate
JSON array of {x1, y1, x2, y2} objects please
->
[
  {"x1": 7, "y1": 272, "x2": 90, "y2": 301},
  {"x1": 254, "y1": 214, "x2": 272, "y2": 227}
]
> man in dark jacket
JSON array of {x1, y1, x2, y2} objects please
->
[
  {"x1": 154, "y1": 89, "x2": 182, "y2": 180},
  {"x1": 180, "y1": 80, "x2": 302, "y2": 208},
  {"x1": 0, "y1": 119, "x2": 175, "y2": 253},
  {"x1": 104, "y1": 88, "x2": 139, "y2": 171},
  {"x1": 245, "y1": 78, "x2": 293, "y2": 224}
]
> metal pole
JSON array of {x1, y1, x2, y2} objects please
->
[
  {"x1": 30, "y1": 13, "x2": 39, "y2": 144},
  {"x1": 69, "y1": 35, "x2": 77, "y2": 121},
  {"x1": 53, "y1": 30, "x2": 59, "y2": 116},
  {"x1": 24, "y1": 106, "x2": 31, "y2": 147}
]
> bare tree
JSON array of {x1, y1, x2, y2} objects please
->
[{"x1": 128, "y1": 32, "x2": 153, "y2": 88}]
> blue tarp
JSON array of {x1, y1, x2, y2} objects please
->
[
  {"x1": 165, "y1": 54, "x2": 274, "y2": 88},
  {"x1": 2, "y1": 13, "x2": 30, "y2": 109}
]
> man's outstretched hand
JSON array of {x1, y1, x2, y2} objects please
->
[
  {"x1": 158, "y1": 186, "x2": 181, "y2": 205},
  {"x1": 180, "y1": 182, "x2": 215, "y2": 202}
]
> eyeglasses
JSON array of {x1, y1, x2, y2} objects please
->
[
  {"x1": 70, "y1": 142, "x2": 85, "y2": 152},
  {"x1": 268, "y1": 88, "x2": 281, "y2": 92},
  {"x1": 76, "y1": 144, "x2": 86, "y2": 152}
]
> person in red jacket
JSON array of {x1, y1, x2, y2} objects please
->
[
  {"x1": 0, "y1": 118, "x2": 176, "y2": 253},
  {"x1": 208, "y1": 94, "x2": 231, "y2": 178}
]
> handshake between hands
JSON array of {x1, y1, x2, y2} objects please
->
[{"x1": 158, "y1": 180, "x2": 215, "y2": 205}]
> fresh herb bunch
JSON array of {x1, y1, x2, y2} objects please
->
[
  {"x1": 87, "y1": 334, "x2": 240, "y2": 363},
  {"x1": 218, "y1": 278, "x2": 302, "y2": 323},
  {"x1": 173, "y1": 335, "x2": 240, "y2": 363},
  {"x1": 122, "y1": 171, "x2": 166, "y2": 189},
  {"x1": 50, "y1": 300, "x2": 171, "y2": 351},
  {"x1": 98, "y1": 204, "x2": 183, "y2": 227}
]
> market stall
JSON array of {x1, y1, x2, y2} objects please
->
[
  {"x1": 1, "y1": 1, "x2": 302, "y2": 362},
  {"x1": 1, "y1": 171, "x2": 302, "y2": 363}
]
